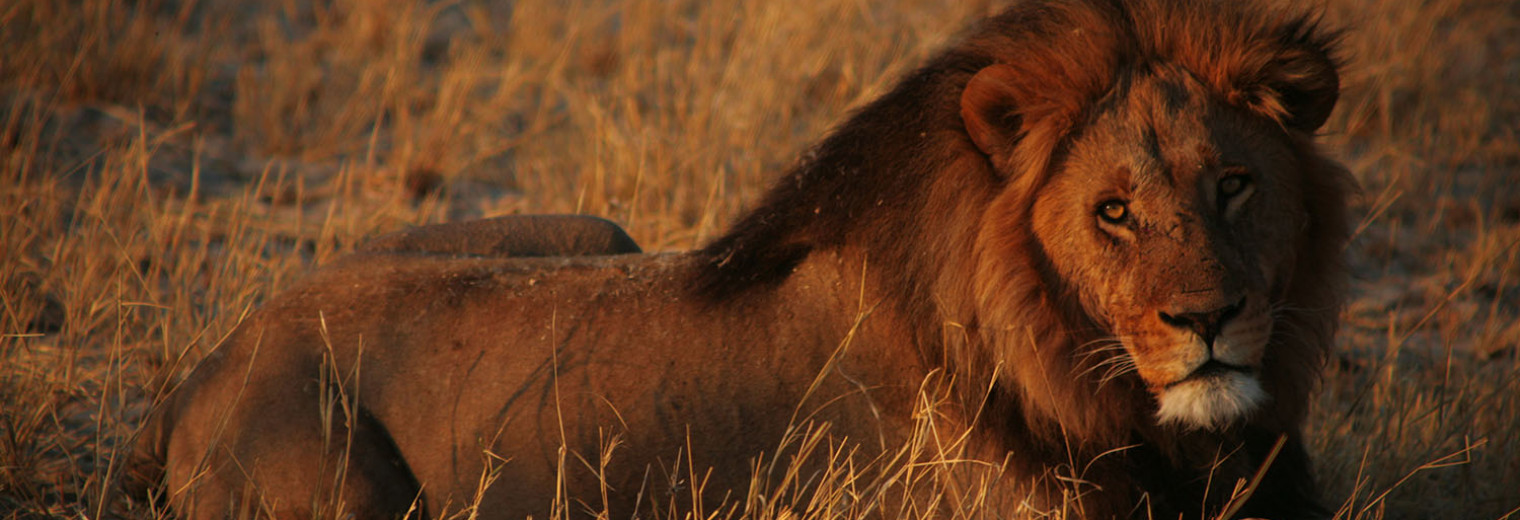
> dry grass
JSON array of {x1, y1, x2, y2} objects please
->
[{"x1": 1, "y1": 0, "x2": 1517, "y2": 518}]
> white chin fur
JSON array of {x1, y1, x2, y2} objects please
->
[{"x1": 1155, "y1": 371, "x2": 1267, "y2": 430}]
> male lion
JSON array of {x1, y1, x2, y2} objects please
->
[{"x1": 130, "y1": 0, "x2": 1351, "y2": 518}]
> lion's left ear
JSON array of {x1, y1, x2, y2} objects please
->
[{"x1": 1254, "y1": 45, "x2": 1340, "y2": 132}]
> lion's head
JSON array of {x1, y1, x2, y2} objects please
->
[{"x1": 960, "y1": 1, "x2": 1349, "y2": 434}]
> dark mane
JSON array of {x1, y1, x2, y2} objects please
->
[
  {"x1": 689, "y1": 49, "x2": 993, "y2": 300},
  {"x1": 689, "y1": 0, "x2": 1339, "y2": 303},
  {"x1": 687, "y1": 1, "x2": 1122, "y2": 303}
]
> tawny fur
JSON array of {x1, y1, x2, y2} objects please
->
[
  {"x1": 355, "y1": 215, "x2": 641, "y2": 257},
  {"x1": 129, "y1": 1, "x2": 1352, "y2": 518}
]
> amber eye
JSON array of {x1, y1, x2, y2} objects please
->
[
  {"x1": 1219, "y1": 174, "x2": 1250, "y2": 198},
  {"x1": 1097, "y1": 200, "x2": 1129, "y2": 224}
]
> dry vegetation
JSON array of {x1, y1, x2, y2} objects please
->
[{"x1": 1, "y1": 0, "x2": 1517, "y2": 518}]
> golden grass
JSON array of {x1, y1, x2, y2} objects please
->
[{"x1": 1, "y1": 0, "x2": 1516, "y2": 518}]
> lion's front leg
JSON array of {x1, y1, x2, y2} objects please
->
[{"x1": 1230, "y1": 431, "x2": 1330, "y2": 520}]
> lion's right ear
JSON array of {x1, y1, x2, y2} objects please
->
[
  {"x1": 962, "y1": 63, "x2": 1084, "y2": 168},
  {"x1": 961, "y1": 64, "x2": 1025, "y2": 160}
]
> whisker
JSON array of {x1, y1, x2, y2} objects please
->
[
  {"x1": 1078, "y1": 353, "x2": 1134, "y2": 379},
  {"x1": 1097, "y1": 359, "x2": 1139, "y2": 390},
  {"x1": 1074, "y1": 337, "x2": 1125, "y2": 352},
  {"x1": 1073, "y1": 338, "x2": 1127, "y2": 363},
  {"x1": 1075, "y1": 343, "x2": 1127, "y2": 363}
]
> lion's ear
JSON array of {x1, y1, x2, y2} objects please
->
[
  {"x1": 962, "y1": 63, "x2": 1085, "y2": 167},
  {"x1": 961, "y1": 64, "x2": 1026, "y2": 160},
  {"x1": 1251, "y1": 44, "x2": 1340, "y2": 132},
  {"x1": 1273, "y1": 48, "x2": 1339, "y2": 132}
]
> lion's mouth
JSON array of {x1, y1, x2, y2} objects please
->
[
  {"x1": 1165, "y1": 360, "x2": 1254, "y2": 389},
  {"x1": 1154, "y1": 360, "x2": 1267, "y2": 429}
]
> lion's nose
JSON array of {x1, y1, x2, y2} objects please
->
[{"x1": 1158, "y1": 297, "x2": 1245, "y2": 347}]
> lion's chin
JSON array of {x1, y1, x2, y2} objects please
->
[{"x1": 1154, "y1": 370, "x2": 1267, "y2": 430}]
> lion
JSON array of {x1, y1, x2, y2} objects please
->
[{"x1": 128, "y1": 0, "x2": 1351, "y2": 518}]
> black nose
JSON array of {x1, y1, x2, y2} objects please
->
[{"x1": 1158, "y1": 297, "x2": 1245, "y2": 347}]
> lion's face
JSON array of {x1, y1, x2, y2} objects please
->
[{"x1": 1028, "y1": 73, "x2": 1310, "y2": 429}]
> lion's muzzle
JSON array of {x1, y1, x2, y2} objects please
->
[{"x1": 1126, "y1": 295, "x2": 1274, "y2": 429}]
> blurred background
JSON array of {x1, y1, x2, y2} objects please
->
[{"x1": 1, "y1": 0, "x2": 1516, "y2": 517}]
